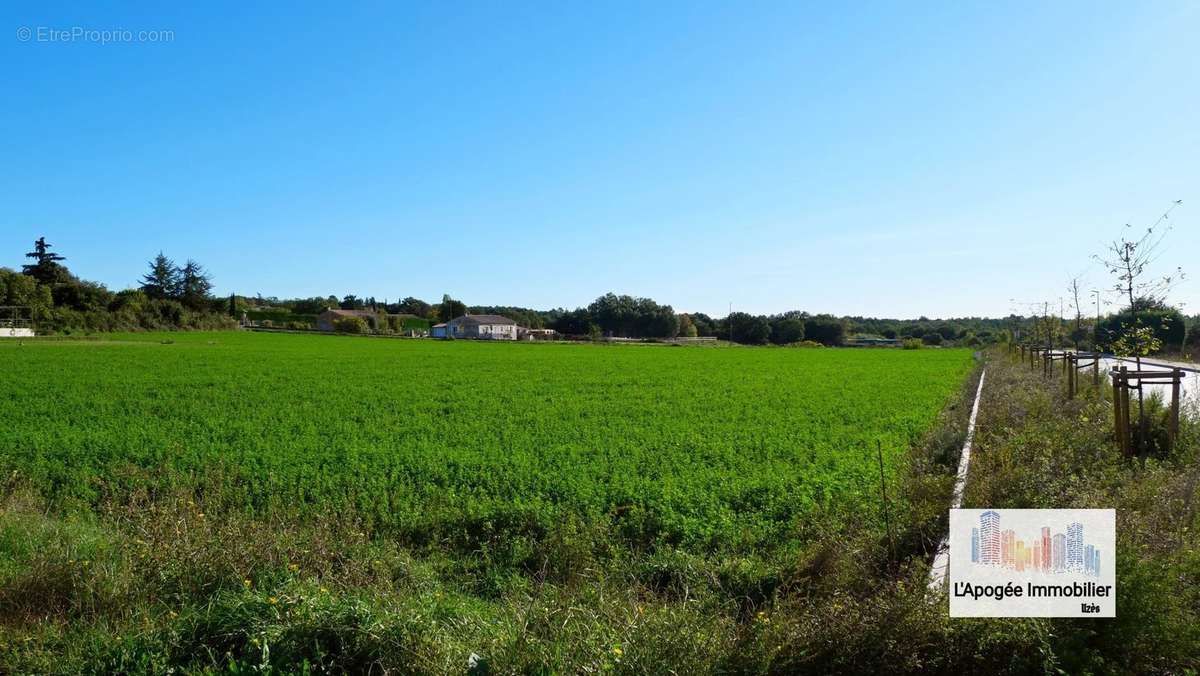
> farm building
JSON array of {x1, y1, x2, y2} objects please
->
[
  {"x1": 439, "y1": 314, "x2": 518, "y2": 340},
  {"x1": 431, "y1": 323, "x2": 448, "y2": 338},
  {"x1": 316, "y1": 309, "x2": 379, "y2": 331}
]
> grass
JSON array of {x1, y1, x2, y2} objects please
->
[
  {"x1": 0, "y1": 332, "x2": 993, "y2": 673},
  {"x1": 0, "y1": 332, "x2": 973, "y2": 553}
]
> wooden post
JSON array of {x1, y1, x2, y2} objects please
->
[
  {"x1": 1093, "y1": 355, "x2": 1100, "y2": 390},
  {"x1": 1068, "y1": 355, "x2": 1076, "y2": 399},
  {"x1": 1113, "y1": 368, "x2": 1126, "y2": 455},
  {"x1": 1119, "y1": 367, "x2": 1131, "y2": 456},
  {"x1": 1111, "y1": 369, "x2": 1120, "y2": 438},
  {"x1": 1169, "y1": 368, "x2": 1182, "y2": 449}
]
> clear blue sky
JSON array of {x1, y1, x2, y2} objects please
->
[{"x1": 3, "y1": 1, "x2": 1197, "y2": 318}]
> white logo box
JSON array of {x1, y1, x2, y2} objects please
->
[{"x1": 949, "y1": 509, "x2": 1115, "y2": 617}]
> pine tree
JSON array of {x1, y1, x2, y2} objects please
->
[
  {"x1": 179, "y1": 259, "x2": 213, "y2": 310},
  {"x1": 140, "y1": 253, "x2": 181, "y2": 300},
  {"x1": 22, "y1": 237, "x2": 68, "y2": 284}
]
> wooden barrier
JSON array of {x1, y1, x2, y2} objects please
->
[
  {"x1": 1066, "y1": 352, "x2": 1104, "y2": 400},
  {"x1": 1110, "y1": 366, "x2": 1184, "y2": 454}
]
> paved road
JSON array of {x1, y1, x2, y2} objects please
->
[{"x1": 1090, "y1": 355, "x2": 1199, "y2": 412}]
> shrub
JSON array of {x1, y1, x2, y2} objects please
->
[
  {"x1": 333, "y1": 317, "x2": 368, "y2": 334},
  {"x1": 902, "y1": 339, "x2": 923, "y2": 350}
]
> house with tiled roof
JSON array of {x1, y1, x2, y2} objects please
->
[{"x1": 437, "y1": 314, "x2": 518, "y2": 340}]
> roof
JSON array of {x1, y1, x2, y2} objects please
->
[
  {"x1": 432, "y1": 323, "x2": 448, "y2": 328},
  {"x1": 448, "y1": 314, "x2": 517, "y2": 326}
]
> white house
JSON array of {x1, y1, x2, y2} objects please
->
[{"x1": 442, "y1": 314, "x2": 518, "y2": 340}]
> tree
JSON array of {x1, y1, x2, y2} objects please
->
[
  {"x1": 552, "y1": 308, "x2": 594, "y2": 336},
  {"x1": 140, "y1": 253, "x2": 181, "y2": 300},
  {"x1": 1067, "y1": 277, "x2": 1085, "y2": 348},
  {"x1": 340, "y1": 295, "x2": 365, "y2": 310},
  {"x1": 727, "y1": 312, "x2": 771, "y2": 344},
  {"x1": 395, "y1": 296, "x2": 433, "y2": 318},
  {"x1": 1096, "y1": 302, "x2": 1184, "y2": 351},
  {"x1": 922, "y1": 332, "x2": 943, "y2": 346},
  {"x1": 1, "y1": 268, "x2": 52, "y2": 310},
  {"x1": 1094, "y1": 200, "x2": 1185, "y2": 450},
  {"x1": 770, "y1": 318, "x2": 806, "y2": 344},
  {"x1": 638, "y1": 299, "x2": 679, "y2": 338},
  {"x1": 22, "y1": 237, "x2": 68, "y2": 285},
  {"x1": 1094, "y1": 200, "x2": 1185, "y2": 368},
  {"x1": 438, "y1": 294, "x2": 467, "y2": 322},
  {"x1": 1069, "y1": 325, "x2": 1091, "y2": 347},
  {"x1": 678, "y1": 314, "x2": 698, "y2": 338},
  {"x1": 689, "y1": 313, "x2": 716, "y2": 337},
  {"x1": 179, "y1": 259, "x2": 214, "y2": 310},
  {"x1": 228, "y1": 294, "x2": 237, "y2": 317},
  {"x1": 804, "y1": 315, "x2": 846, "y2": 346},
  {"x1": 586, "y1": 293, "x2": 678, "y2": 338},
  {"x1": 52, "y1": 279, "x2": 112, "y2": 312},
  {"x1": 291, "y1": 297, "x2": 336, "y2": 314},
  {"x1": 588, "y1": 293, "x2": 638, "y2": 336}
]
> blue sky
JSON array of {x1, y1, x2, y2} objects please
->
[{"x1": 2, "y1": 2, "x2": 1197, "y2": 318}]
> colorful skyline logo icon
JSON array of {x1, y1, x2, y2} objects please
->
[{"x1": 970, "y1": 510, "x2": 1100, "y2": 576}]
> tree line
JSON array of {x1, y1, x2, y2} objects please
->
[
  {"x1": 9, "y1": 235, "x2": 1196, "y2": 348},
  {"x1": 244, "y1": 287, "x2": 1029, "y2": 346},
  {"x1": 1, "y1": 237, "x2": 233, "y2": 333}
]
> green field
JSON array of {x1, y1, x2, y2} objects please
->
[
  {"x1": 0, "y1": 333, "x2": 975, "y2": 672},
  {"x1": 1, "y1": 333, "x2": 971, "y2": 552}
]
